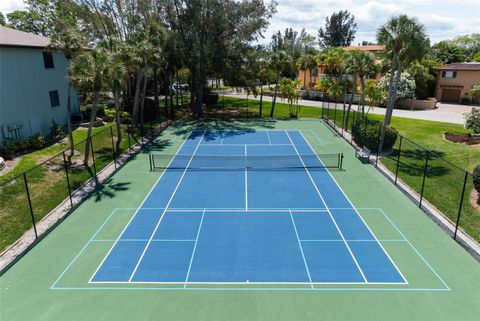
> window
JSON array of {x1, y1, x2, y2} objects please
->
[
  {"x1": 442, "y1": 71, "x2": 457, "y2": 78},
  {"x1": 311, "y1": 68, "x2": 318, "y2": 77},
  {"x1": 43, "y1": 51, "x2": 54, "y2": 69},
  {"x1": 49, "y1": 90, "x2": 60, "y2": 107}
]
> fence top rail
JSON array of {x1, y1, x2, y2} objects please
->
[
  {"x1": 0, "y1": 124, "x2": 116, "y2": 187},
  {"x1": 327, "y1": 114, "x2": 474, "y2": 176}
]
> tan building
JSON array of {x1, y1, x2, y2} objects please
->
[
  {"x1": 297, "y1": 45, "x2": 385, "y2": 90},
  {"x1": 435, "y1": 63, "x2": 480, "y2": 104}
]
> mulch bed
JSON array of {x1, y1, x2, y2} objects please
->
[{"x1": 444, "y1": 132, "x2": 480, "y2": 145}]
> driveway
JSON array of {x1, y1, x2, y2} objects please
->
[{"x1": 224, "y1": 93, "x2": 478, "y2": 125}]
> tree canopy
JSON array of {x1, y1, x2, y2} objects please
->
[{"x1": 318, "y1": 10, "x2": 357, "y2": 48}]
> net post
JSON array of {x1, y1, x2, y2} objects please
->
[
  {"x1": 149, "y1": 154, "x2": 153, "y2": 172},
  {"x1": 23, "y1": 172, "x2": 38, "y2": 239},
  {"x1": 454, "y1": 172, "x2": 469, "y2": 239},
  {"x1": 394, "y1": 136, "x2": 403, "y2": 186},
  {"x1": 109, "y1": 126, "x2": 117, "y2": 170},
  {"x1": 62, "y1": 151, "x2": 73, "y2": 209},
  {"x1": 419, "y1": 150, "x2": 430, "y2": 208},
  {"x1": 334, "y1": 102, "x2": 338, "y2": 129},
  {"x1": 339, "y1": 153, "x2": 344, "y2": 170}
]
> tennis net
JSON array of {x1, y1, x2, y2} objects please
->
[{"x1": 149, "y1": 153, "x2": 343, "y2": 171}]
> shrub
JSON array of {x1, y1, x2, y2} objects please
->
[
  {"x1": 474, "y1": 165, "x2": 480, "y2": 204},
  {"x1": 0, "y1": 144, "x2": 17, "y2": 159},
  {"x1": 460, "y1": 97, "x2": 471, "y2": 105},
  {"x1": 47, "y1": 119, "x2": 65, "y2": 142},
  {"x1": 465, "y1": 109, "x2": 480, "y2": 133},
  {"x1": 27, "y1": 133, "x2": 46, "y2": 149},
  {"x1": 352, "y1": 118, "x2": 398, "y2": 152},
  {"x1": 82, "y1": 104, "x2": 107, "y2": 119},
  {"x1": 103, "y1": 108, "x2": 116, "y2": 122}
]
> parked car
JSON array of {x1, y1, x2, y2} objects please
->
[{"x1": 171, "y1": 82, "x2": 189, "y2": 91}]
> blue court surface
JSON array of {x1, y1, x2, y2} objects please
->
[{"x1": 91, "y1": 130, "x2": 406, "y2": 285}]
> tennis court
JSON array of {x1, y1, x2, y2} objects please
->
[
  {"x1": 1, "y1": 120, "x2": 479, "y2": 321},
  {"x1": 90, "y1": 130, "x2": 405, "y2": 285}
]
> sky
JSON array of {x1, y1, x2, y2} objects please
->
[{"x1": 1, "y1": 0, "x2": 479, "y2": 45}]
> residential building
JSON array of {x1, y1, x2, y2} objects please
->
[
  {"x1": 0, "y1": 26, "x2": 80, "y2": 146},
  {"x1": 435, "y1": 63, "x2": 480, "y2": 104},
  {"x1": 296, "y1": 45, "x2": 385, "y2": 91}
]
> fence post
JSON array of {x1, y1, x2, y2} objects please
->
[
  {"x1": 128, "y1": 127, "x2": 132, "y2": 156},
  {"x1": 90, "y1": 138, "x2": 98, "y2": 185},
  {"x1": 419, "y1": 151, "x2": 430, "y2": 208},
  {"x1": 23, "y1": 173, "x2": 38, "y2": 239},
  {"x1": 321, "y1": 96, "x2": 325, "y2": 118},
  {"x1": 394, "y1": 136, "x2": 403, "y2": 186},
  {"x1": 333, "y1": 102, "x2": 338, "y2": 129},
  {"x1": 375, "y1": 124, "x2": 382, "y2": 167},
  {"x1": 109, "y1": 126, "x2": 117, "y2": 170},
  {"x1": 62, "y1": 151, "x2": 73, "y2": 209},
  {"x1": 454, "y1": 172, "x2": 469, "y2": 239}
]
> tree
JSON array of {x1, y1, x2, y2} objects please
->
[
  {"x1": 49, "y1": 0, "x2": 86, "y2": 161},
  {"x1": 69, "y1": 48, "x2": 110, "y2": 167},
  {"x1": 6, "y1": 0, "x2": 56, "y2": 36},
  {"x1": 365, "y1": 80, "x2": 383, "y2": 110},
  {"x1": 0, "y1": 12, "x2": 6, "y2": 26},
  {"x1": 471, "y1": 84, "x2": 480, "y2": 104},
  {"x1": 405, "y1": 62, "x2": 435, "y2": 100},
  {"x1": 318, "y1": 10, "x2": 357, "y2": 48},
  {"x1": 430, "y1": 41, "x2": 466, "y2": 64},
  {"x1": 268, "y1": 50, "x2": 292, "y2": 117},
  {"x1": 166, "y1": 0, "x2": 276, "y2": 117},
  {"x1": 344, "y1": 50, "x2": 377, "y2": 117},
  {"x1": 464, "y1": 109, "x2": 480, "y2": 133},
  {"x1": 296, "y1": 53, "x2": 315, "y2": 90},
  {"x1": 377, "y1": 15, "x2": 429, "y2": 151},
  {"x1": 279, "y1": 78, "x2": 301, "y2": 117}
]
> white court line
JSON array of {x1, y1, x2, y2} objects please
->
[
  {"x1": 184, "y1": 209, "x2": 206, "y2": 287},
  {"x1": 91, "y1": 239, "x2": 196, "y2": 242},
  {"x1": 128, "y1": 130, "x2": 206, "y2": 282},
  {"x1": 244, "y1": 144, "x2": 248, "y2": 211},
  {"x1": 198, "y1": 143, "x2": 292, "y2": 146},
  {"x1": 50, "y1": 208, "x2": 119, "y2": 289},
  {"x1": 88, "y1": 131, "x2": 194, "y2": 284},
  {"x1": 377, "y1": 208, "x2": 450, "y2": 290},
  {"x1": 289, "y1": 209, "x2": 314, "y2": 288},
  {"x1": 285, "y1": 130, "x2": 368, "y2": 283},
  {"x1": 297, "y1": 130, "x2": 409, "y2": 285},
  {"x1": 310, "y1": 129, "x2": 325, "y2": 146},
  {"x1": 266, "y1": 131, "x2": 272, "y2": 145},
  {"x1": 300, "y1": 239, "x2": 406, "y2": 242}
]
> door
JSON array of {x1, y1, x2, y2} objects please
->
[{"x1": 441, "y1": 89, "x2": 461, "y2": 103}]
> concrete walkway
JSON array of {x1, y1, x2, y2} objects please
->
[{"x1": 224, "y1": 93, "x2": 477, "y2": 125}]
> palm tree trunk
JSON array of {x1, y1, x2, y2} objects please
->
[
  {"x1": 132, "y1": 69, "x2": 143, "y2": 127},
  {"x1": 303, "y1": 68, "x2": 307, "y2": 91},
  {"x1": 153, "y1": 66, "x2": 160, "y2": 122},
  {"x1": 66, "y1": 83, "x2": 75, "y2": 161},
  {"x1": 169, "y1": 71, "x2": 174, "y2": 117},
  {"x1": 175, "y1": 70, "x2": 179, "y2": 108},
  {"x1": 270, "y1": 74, "x2": 279, "y2": 117},
  {"x1": 113, "y1": 90, "x2": 122, "y2": 151},
  {"x1": 83, "y1": 91, "x2": 99, "y2": 167},
  {"x1": 139, "y1": 70, "x2": 147, "y2": 131},
  {"x1": 378, "y1": 53, "x2": 399, "y2": 153}
]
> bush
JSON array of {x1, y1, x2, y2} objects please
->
[
  {"x1": 27, "y1": 133, "x2": 46, "y2": 149},
  {"x1": 465, "y1": 109, "x2": 480, "y2": 133},
  {"x1": 103, "y1": 108, "x2": 116, "y2": 122},
  {"x1": 474, "y1": 165, "x2": 480, "y2": 204},
  {"x1": 460, "y1": 97, "x2": 471, "y2": 105},
  {"x1": 203, "y1": 90, "x2": 219, "y2": 105},
  {"x1": 352, "y1": 118, "x2": 398, "y2": 152},
  {"x1": 47, "y1": 119, "x2": 65, "y2": 142},
  {"x1": 82, "y1": 104, "x2": 107, "y2": 119}
]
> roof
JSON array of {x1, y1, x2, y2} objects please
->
[
  {"x1": 344, "y1": 45, "x2": 385, "y2": 52},
  {"x1": 436, "y1": 62, "x2": 480, "y2": 71},
  {"x1": 0, "y1": 26, "x2": 50, "y2": 48}
]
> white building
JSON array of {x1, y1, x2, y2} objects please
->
[{"x1": 0, "y1": 26, "x2": 80, "y2": 146}]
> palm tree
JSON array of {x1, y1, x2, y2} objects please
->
[
  {"x1": 377, "y1": 15, "x2": 428, "y2": 150},
  {"x1": 295, "y1": 54, "x2": 309, "y2": 90},
  {"x1": 69, "y1": 48, "x2": 110, "y2": 167},
  {"x1": 268, "y1": 50, "x2": 292, "y2": 117},
  {"x1": 49, "y1": 3, "x2": 85, "y2": 161}
]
